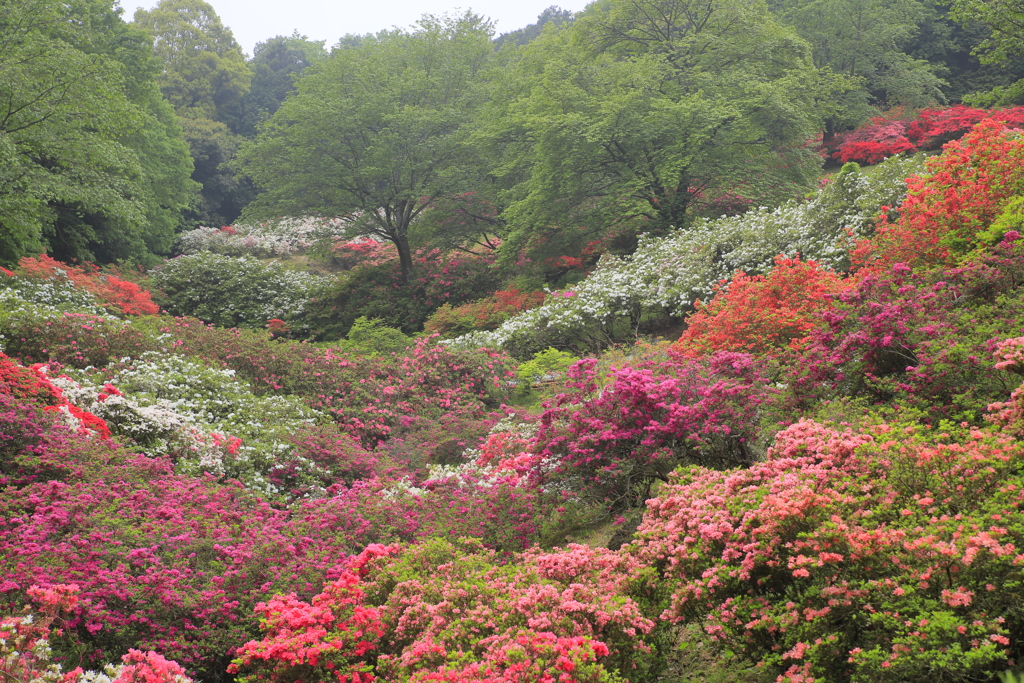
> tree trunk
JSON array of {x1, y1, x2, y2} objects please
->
[{"x1": 394, "y1": 233, "x2": 414, "y2": 285}]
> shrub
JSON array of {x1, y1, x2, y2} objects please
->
[
  {"x1": 534, "y1": 352, "x2": 772, "y2": 511},
  {"x1": 424, "y1": 289, "x2": 547, "y2": 338},
  {"x1": 673, "y1": 256, "x2": 844, "y2": 358},
  {"x1": 855, "y1": 121, "x2": 1024, "y2": 270},
  {"x1": 631, "y1": 410, "x2": 1024, "y2": 683},
  {"x1": 16, "y1": 256, "x2": 159, "y2": 316},
  {"x1": 150, "y1": 253, "x2": 330, "y2": 332}
]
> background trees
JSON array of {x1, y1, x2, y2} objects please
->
[
  {"x1": 238, "y1": 12, "x2": 496, "y2": 283},
  {"x1": 0, "y1": 0, "x2": 196, "y2": 266}
]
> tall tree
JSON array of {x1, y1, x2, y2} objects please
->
[
  {"x1": 0, "y1": 0, "x2": 196, "y2": 265},
  {"x1": 237, "y1": 12, "x2": 496, "y2": 283},
  {"x1": 770, "y1": 0, "x2": 946, "y2": 138},
  {"x1": 493, "y1": 0, "x2": 825, "y2": 257},
  {"x1": 234, "y1": 32, "x2": 327, "y2": 138},
  {"x1": 133, "y1": 0, "x2": 253, "y2": 226}
]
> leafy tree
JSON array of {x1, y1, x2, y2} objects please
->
[
  {"x1": 493, "y1": 0, "x2": 825, "y2": 259},
  {"x1": 234, "y1": 32, "x2": 327, "y2": 138},
  {"x1": 132, "y1": 0, "x2": 253, "y2": 226},
  {"x1": 0, "y1": 0, "x2": 195, "y2": 265},
  {"x1": 238, "y1": 12, "x2": 496, "y2": 283},
  {"x1": 131, "y1": 0, "x2": 251, "y2": 124},
  {"x1": 770, "y1": 0, "x2": 946, "y2": 141},
  {"x1": 493, "y1": 5, "x2": 576, "y2": 48}
]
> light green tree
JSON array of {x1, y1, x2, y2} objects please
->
[
  {"x1": 237, "y1": 12, "x2": 496, "y2": 283},
  {"x1": 0, "y1": 0, "x2": 196, "y2": 265},
  {"x1": 493, "y1": 0, "x2": 825, "y2": 258}
]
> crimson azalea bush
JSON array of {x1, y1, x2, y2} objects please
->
[
  {"x1": 672, "y1": 256, "x2": 844, "y2": 358},
  {"x1": 829, "y1": 105, "x2": 1024, "y2": 165},
  {"x1": 630, "y1": 392, "x2": 1024, "y2": 682},
  {"x1": 534, "y1": 352, "x2": 772, "y2": 511}
]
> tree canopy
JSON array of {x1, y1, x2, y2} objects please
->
[{"x1": 237, "y1": 12, "x2": 497, "y2": 282}]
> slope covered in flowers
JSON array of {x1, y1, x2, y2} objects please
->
[{"x1": 3, "y1": 119, "x2": 1024, "y2": 683}]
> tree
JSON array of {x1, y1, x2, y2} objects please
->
[
  {"x1": 237, "y1": 12, "x2": 496, "y2": 283},
  {"x1": 133, "y1": 0, "x2": 253, "y2": 226},
  {"x1": 768, "y1": 0, "x2": 946, "y2": 145},
  {"x1": 0, "y1": 0, "x2": 196, "y2": 265},
  {"x1": 493, "y1": 0, "x2": 825, "y2": 257},
  {"x1": 234, "y1": 32, "x2": 327, "y2": 138},
  {"x1": 952, "y1": 0, "x2": 1024, "y2": 63}
]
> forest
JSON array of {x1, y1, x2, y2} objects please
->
[{"x1": 3, "y1": 0, "x2": 1024, "y2": 680}]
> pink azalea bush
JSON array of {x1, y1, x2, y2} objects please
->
[
  {"x1": 534, "y1": 351, "x2": 772, "y2": 511},
  {"x1": 630, "y1": 406, "x2": 1024, "y2": 682}
]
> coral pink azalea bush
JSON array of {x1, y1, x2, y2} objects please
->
[{"x1": 630, "y1": 381, "x2": 1024, "y2": 682}]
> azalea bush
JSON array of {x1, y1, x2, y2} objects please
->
[
  {"x1": 631, "y1": 406, "x2": 1024, "y2": 683},
  {"x1": 424, "y1": 289, "x2": 547, "y2": 338},
  {"x1": 150, "y1": 253, "x2": 330, "y2": 333},
  {"x1": 673, "y1": 256, "x2": 844, "y2": 358},
  {"x1": 303, "y1": 248, "x2": 502, "y2": 340},
  {"x1": 790, "y1": 236, "x2": 1024, "y2": 423},
  {"x1": 15, "y1": 256, "x2": 159, "y2": 316},
  {"x1": 176, "y1": 217, "x2": 351, "y2": 258},
  {"x1": 534, "y1": 352, "x2": 772, "y2": 511}
]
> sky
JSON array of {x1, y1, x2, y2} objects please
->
[{"x1": 130, "y1": 0, "x2": 592, "y2": 57}]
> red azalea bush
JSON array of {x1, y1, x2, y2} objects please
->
[
  {"x1": 673, "y1": 256, "x2": 844, "y2": 358},
  {"x1": 854, "y1": 121, "x2": 1024, "y2": 271},
  {"x1": 829, "y1": 106, "x2": 1024, "y2": 165},
  {"x1": 16, "y1": 255, "x2": 159, "y2": 316},
  {"x1": 630, "y1": 401, "x2": 1024, "y2": 682}
]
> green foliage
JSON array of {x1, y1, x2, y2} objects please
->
[
  {"x1": 150, "y1": 253, "x2": 330, "y2": 331},
  {"x1": 516, "y1": 347, "x2": 579, "y2": 389},
  {"x1": 0, "y1": 0, "x2": 195, "y2": 266},
  {"x1": 492, "y1": 0, "x2": 825, "y2": 259},
  {"x1": 336, "y1": 316, "x2": 413, "y2": 355},
  {"x1": 238, "y1": 12, "x2": 497, "y2": 283}
]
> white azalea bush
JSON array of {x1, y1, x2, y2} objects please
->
[
  {"x1": 150, "y1": 253, "x2": 332, "y2": 332},
  {"x1": 454, "y1": 156, "x2": 924, "y2": 356},
  {"x1": 60, "y1": 352, "x2": 326, "y2": 496},
  {"x1": 176, "y1": 216, "x2": 351, "y2": 258}
]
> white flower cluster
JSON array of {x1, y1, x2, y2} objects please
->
[
  {"x1": 0, "y1": 277, "x2": 117, "y2": 320},
  {"x1": 452, "y1": 156, "x2": 924, "y2": 353},
  {"x1": 61, "y1": 352, "x2": 323, "y2": 495},
  {"x1": 176, "y1": 216, "x2": 353, "y2": 257}
]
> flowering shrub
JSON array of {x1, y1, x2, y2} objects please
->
[
  {"x1": 829, "y1": 105, "x2": 1024, "y2": 165},
  {"x1": 228, "y1": 554, "x2": 390, "y2": 683},
  {"x1": 424, "y1": 289, "x2": 547, "y2": 338},
  {"x1": 453, "y1": 156, "x2": 920, "y2": 356},
  {"x1": 534, "y1": 352, "x2": 772, "y2": 510},
  {"x1": 176, "y1": 217, "x2": 352, "y2": 258},
  {"x1": 856, "y1": 121, "x2": 1024, "y2": 270},
  {"x1": 790, "y1": 236, "x2": 1024, "y2": 422},
  {"x1": 16, "y1": 256, "x2": 159, "y2": 316},
  {"x1": 359, "y1": 539, "x2": 658, "y2": 682},
  {"x1": 150, "y1": 253, "x2": 331, "y2": 332},
  {"x1": 630, "y1": 410, "x2": 1024, "y2": 682},
  {"x1": 0, "y1": 310, "x2": 155, "y2": 370},
  {"x1": 673, "y1": 256, "x2": 844, "y2": 358}
]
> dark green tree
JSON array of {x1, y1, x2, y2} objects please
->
[
  {"x1": 234, "y1": 32, "x2": 326, "y2": 138},
  {"x1": 237, "y1": 12, "x2": 497, "y2": 283},
  {"x1": 132, "y1": 0, "x2": 253, "y2": 226}
]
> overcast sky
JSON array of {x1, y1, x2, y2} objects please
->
[{"x1": 130, "y1": 0, "x2": 591, "y2": 56}]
